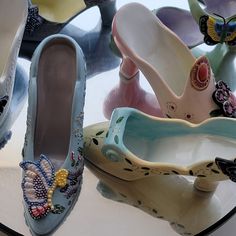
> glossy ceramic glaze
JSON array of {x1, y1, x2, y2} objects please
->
[
  {"x1": 103, "y1": 72, "x2": 163, "y2": 119},
  {"x1": 84, "y1": 108, "x2": 236, "y2": 191},
  {"x1": 21, "y1": 35, "x2": 85, "y2": 236},
  {"x1": 0, "y1": 0, "x2": 28, "y2": 147},
  {"x1": 107, "y1": 3, "x2": 218, "y2": 123}
]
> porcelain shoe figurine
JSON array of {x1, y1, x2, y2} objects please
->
[
  {"x1": 20, "y1": 0, "x2": 116, "y2": 59},
  {"x1": 0, "y1": 64, "x2": 28, "y2": 149},
  {"x1": 85, "y1": 160, "x2": 222, "y2": 236},
  {"x1": 20, "y1": 35, "x2": 86, "y2": 235},
  {"x1": 84, "y1": 107, "x2": 236, "y2": 192},
  {"x1": 105, "y1": 3, "x2": 218, "y2": 123},
  {"x1": 0, "y1": 0, "x2": 28, "y2": 148}
]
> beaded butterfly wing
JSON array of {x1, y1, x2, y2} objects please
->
[
  {"x1": 199, "y1": 14, "x2": 236, "y2": 46},
  {"x1": 20, "y1": 155, "x2": 55, "y2": 219}
]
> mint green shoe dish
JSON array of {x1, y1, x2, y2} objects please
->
[
  {"x1": 84, "y1": 107, "x2": 236, "y2": 192},
  {"x1": 20, "y1": 34, "x2": 86, "y2": 235}
]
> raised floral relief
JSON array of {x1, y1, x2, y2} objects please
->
[{"x1": 210, "y1": 81, "x2": 236, "y2": 118}]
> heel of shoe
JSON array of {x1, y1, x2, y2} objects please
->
[
  {"x1": 120, "y1": 57, "x2": 138, "y2": 79},
  {"x1": 98, "y1": 0, "x2": 116, "y2": 27},
  {"x1": 194, "y1": 177, "x2": 219, "y2": 192}
]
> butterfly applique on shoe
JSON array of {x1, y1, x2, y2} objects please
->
[{"x1": 20, "y1": 154, "x2": 83, "y2": 220}]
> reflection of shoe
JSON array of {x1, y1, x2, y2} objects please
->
[
  {"x1": 85, "y1": 160, "x2": 221, "y2": 236},
  {"x1": 20, "y1": 35, "x2": 86, "y2": 235},
  {"x1": 20, "y1": 0, "x2": 116, "y2": 59},
  {"x1": 111, "y1": 3, "x2": 218, "y2": 123},
  {"x1": 0, "y1": 64, "x2": 28, "y2": 150},
  {"x1": 84, "y1": 107, "x2": 236, "y2": 191},
  {"x1": 0, "y1": 0, "x2": 28, "y2": 148}
]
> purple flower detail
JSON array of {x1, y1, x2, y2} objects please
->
[
  {"x1": 60, "y1": 169, "x2": 83, "y2": 199},
  {"x1": 212, "y1": 81, "x2": 236, "y2": 118}
]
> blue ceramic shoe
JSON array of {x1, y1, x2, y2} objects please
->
[
  {"x1": 20, "y1": 34, "x2": 86, "y2": 235},
  {"x1": 0, "y1": 0, "x2": 28, "y2": 149},
  {"x1": 0, "y1": 64, "x2": 28, "y2": 149}
]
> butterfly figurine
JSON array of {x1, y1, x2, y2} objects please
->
[
  {"x1": 19, "y1": 155, "x2": 69, "y2": 220},
  {"x1": 199, "y1": 14, "x2": 236, "y2": 46},
  {"x1": 215, "y1": 157, "x2": 236, "y2": 182},
  {"x1": 0, "y1": 95, "x2": 9, "y2": 115}
]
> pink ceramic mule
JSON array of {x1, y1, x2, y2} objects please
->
[{"x1": 105, "y1": 3, "x2": 218, "y2": 123}]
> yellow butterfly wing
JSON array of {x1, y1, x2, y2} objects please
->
[{"x1": 206, "y1": 16, "x2": 221, "y2": 42}]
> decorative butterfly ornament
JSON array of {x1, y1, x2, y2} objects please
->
[
  {"x1": 199, "y1": 14, "x2": 236, "y2": 46},
  {"x1": 20, "y1": 155, "x2": 69, "y2": 219}
]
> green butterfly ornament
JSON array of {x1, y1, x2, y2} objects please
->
[{"x1": 199, "y1": 14, "x2": 236, "y2": 46}]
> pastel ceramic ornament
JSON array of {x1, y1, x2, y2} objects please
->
[
  {"x1": 85, "y1": 160, "x2": 222, "y2": 236},
  {"x1": 20, "y1": 35, "x2": 86, "y2": 235},
  {"x1": 188, "y1": 0, "x2": 236, "y2": 93},
  {"x1": 84, "y1": 107, "x2": 236, "y2": 192},
  {"x1": 0, "y1": 0, "x2": 28, "y2": 148},
  {"x1": 105, "y1": 3, "x2": 218, "y2": 123}
]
